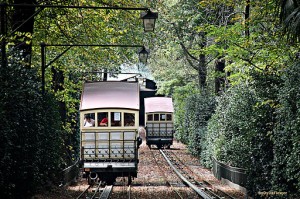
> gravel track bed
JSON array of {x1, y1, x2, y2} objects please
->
[{"x1": 33, "y1": 135, "x2": 246, "y2": 198}]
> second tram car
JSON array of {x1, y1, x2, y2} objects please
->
[
  {"x1": 80, "y1": 81, "x2": 142, "y2": 185},
  {"x1": 144, "y1": 97, "x2": 174, "y2": 149}
]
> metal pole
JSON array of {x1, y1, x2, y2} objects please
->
[
  {"x1": 1, "y1": 3, "x2": 7, "y2": 68},
  {"x1": 7, "y1": 4, "x2": 149, "y2": 11},
  {"x1": 41, "y1": 42, "x2": 46, "y2": 94},
  {"x1": 103, "y1": 68, "x2": 107, "y2": 81}
]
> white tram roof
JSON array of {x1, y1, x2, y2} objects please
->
[
  {"x1": 144, "y1": 97, "x2": 174, "y2": 113},
  {"x1": 80, "y1": 81, "x2": 140, "y2": 111}
]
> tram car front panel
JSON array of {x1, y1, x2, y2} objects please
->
[
  {"x1": 80, "y1": 81, "x2": 141, "y2": 185},
  {"x1": 144, "y1": 97, "x2": 174, "y2": 149}
]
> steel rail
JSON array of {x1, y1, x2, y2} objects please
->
[
  {"x1": 99, "y1": 185, "x2": 113, "y2": 199},
  {"x1": 170, "y1": 151, "x2": 237, "y2": 199},
  {"x1": 127, "y1": 185, "x2": 131, "y2": 199},
  {"x1": 91, "y1": 182, "x2": 103, "y2": 199},
  {"x1": 150, "y1": 149, "x2": 184, "y2": 199},
  {"x1": 76, "y1": 185, "x2": 91, "y2": 199},
  {"x1": 76, "y1": 182, "x2": 112, "y2": 199},
  {"x1": 159, "y1": 149, "x2": 214, "y2": 199}
]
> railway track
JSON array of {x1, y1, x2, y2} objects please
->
[
  {"x1": 149, "y1": 149, "x2": 186, "y2": 199},
  {"x1": 150, "y1": 150, "x2": 202, "y2": 199},
  {"x1": 160, "y1": 149, "x2": 238, "y2": 199},
  {"x1": 76, "y1": 182, "x2": 113, "y2": 199},
  {"x1": 167, "y1": 150, "x2": 237, "y2": 199}
]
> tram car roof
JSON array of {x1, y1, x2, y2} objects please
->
[
  {"x1": 80, "y1": 81, "x2": 140, "y2": 111},
  {"x1": 144, "y1": 97, "x2": 174, "y2": 113}
]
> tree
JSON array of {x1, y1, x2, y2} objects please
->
[
  {"x1": 277, "y1": 0, "x2": 300, "y2": 41},
  {"x1": 1, "y1": 1, "x2": 154, "y2": 197},
  {"x1": 0, "y1": 50, "x2": 65, "y2": 198}
]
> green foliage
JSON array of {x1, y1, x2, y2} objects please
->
[
  {"x1": 0, "y1": 50, "x2": 65, "y2": 198},
  {"x1": 172, "y1": 83, "x2": 198, "y2": 144},
  {"x1": 277, "y1": 0, "x2": 300, "y2": 42},
  {"x1": 206, "y1": 70, "x2": 282, "y2": 195},
  {"x1": 3, "y1": 0, "x2": 300, "y2": 197},
  {"x1": 272, "y1": 62, "x2": 300, "y2": 194},
  {"x1": 207, "y1": 82, "x2": 258, "y2": 168},
  {"x1": 148, "y1": 0, "x2": 300, "y2": 196},
  {"x1": 29, "y1": 0, "x2": 156, "y2": 162},
  {"x1": 184, "y1": 91, "x2": 216, "y2": 167}
]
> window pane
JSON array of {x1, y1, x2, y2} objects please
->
[
  {"x1": 166, "y1": 114, "x2": 172, "y2": 121},
  {"x1": 147, "y1": 114, "x2": 153, "y2": 121},
  {"x1": 84, "y1": 113, "x2": 95, "y2": 127},
  {"x1": 124, "y1": 113, "x2": 135, "y2": 126},
  {"x1": 111, "y1": 112, "x2": 121, "y2": 126},
  {"x1": 98, "y1": 112, "x2": 108, "y2": 127},
  {"x1": 154, "y1": 114, "x2": 159, "y2": 121},
  {"x1": 160, "y1": 114, "x2": 166, "y2": 121}
]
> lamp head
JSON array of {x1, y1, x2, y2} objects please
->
[{"x1": 140, "y1": 9, "x2": 158, "y2": 32}]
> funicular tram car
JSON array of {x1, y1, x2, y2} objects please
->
[
  {"x1": 80, "y1": 81, "x2": 142, "y2": 185},
  {"x1": 144, "y1": 97, "x2": 174, "y2": 149}
]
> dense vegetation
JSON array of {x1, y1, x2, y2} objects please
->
[
  {"x1": 1, "y1": 0, "x2": 300, "y2": 198},
  {"x1": 1, "y1": 0, "x2": 151, "y2": 198},
  {"x1": 0, "y1": 50, "x2": 65, "y2": 198},
  {"x1": 151, "y1": 0, "x2": 300, "y2": 197}
]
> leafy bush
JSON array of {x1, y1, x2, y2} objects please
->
[
  {"x1": 272, "y1": 62, "x2": 300, "y2": 195},
  {"x1": 172, "y1": 83, "x2": 198, "y2": 144},
  {"x1": 183, "y1": 92, "x2": 216, "y2": 167},
  {"x1": 206, "y1": 73, "x2": 278, "y2": 195},
  {"x1": 0, "y1": 51, "x2": 65, "y2": 198},
  {"x1": 207, "y1": 83, "x2": 259, "y2": 168}
]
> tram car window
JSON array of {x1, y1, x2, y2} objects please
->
[
  {"x1": 111, "y1": 112, "x2": 121, "y2": 127},
  {"x1": 124, "y1": 113, "x2": 135, "y2": 126},
  {"x1": 144, "y1": 97, "x2": 174, "y2": 149},
  {"x1": 80, "y1": 81, "x2": 142, "y2": 185},
  {"x1": 147, "y1": 114, "x2": 153, "y2": 121},
  {"x1": 83, "y1": 113, "x2": 95, "y2": 127},
  {"x1": 97, "y1": 112, "x2": 108, "y2": 126}
]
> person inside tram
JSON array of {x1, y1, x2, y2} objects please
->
[
  {"x1": 99, "y1": 117, "x2": 108, "y2": 126},
  {"x1": 84, "y1": 115, "x2": 95, "y2": 127},
  {"x1": 125, "y1": 113, "x2": 135, "y2": 126},
  {"x1": 98, "y1": 112, "x2": 108, "y2": 126}
]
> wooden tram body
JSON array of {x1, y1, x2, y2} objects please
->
[
  {"x1": 80, "y1": 81, "x2": 142, "y2": 185},
  {"x1": 144, "y1": 97, "x2": 174, "y2": 149}
]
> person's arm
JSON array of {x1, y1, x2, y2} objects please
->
[{"x1": 99, "y1": 118, "x2": 108, "y2": 126}]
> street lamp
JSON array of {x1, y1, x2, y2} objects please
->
[
  {"x1": 140, "y1": 9, "x2": 158, "y2": 32},
  {"x1": 138, "y1": 46, "x2": 149, "y2": 64}
]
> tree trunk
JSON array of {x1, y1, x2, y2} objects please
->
[
  {"x1": 52, "y1": 66, "x2": 67, "y2": 123},
  {"x1": 198, "y1": 32, "x2": 206, "y2": 89},
  {"x1": 11, "y1": 0, "x2": 37, "y2": 66},
  {"x1": 215, "y1": 58, "x2": 225, "y2": 94},
  {"x1": 1, "y1": 4, "x2": 7, "y2": 69},
  {"x1": 245, "y1": 0, "x2": 250, "y2": 37}
]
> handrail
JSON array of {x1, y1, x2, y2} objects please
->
[
  {"x1": 60, "y1": 159, "x2": 80, "y2": 186},
  {"x1": 212, "y1": 157, "x2": 247, "y2": 186}
]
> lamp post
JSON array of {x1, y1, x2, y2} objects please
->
[
  {"x1": 5, "y1": 4, "x2": 158, "y2": 33},
  {"x1": 1, "y1": 4, "x2": 156, "y2": 93},
  {"x1": 40, "y1": 43, "x2": 149, "y2": 93},
  {"x1": 140, "y1": 9, "x2": 158, "y2": 32}
]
